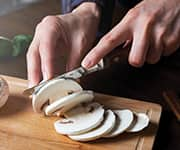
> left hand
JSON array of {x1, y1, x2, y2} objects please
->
[{"x1": 82, "y1": 0, "x2": 180, "y2": 68}]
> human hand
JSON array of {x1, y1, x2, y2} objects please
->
[
  {"x1": 82, "y1": 0, "x2": 180, "y2": 68},
  {"x1": 26, "y1": 2, "x2": 100, "y2": 87}
]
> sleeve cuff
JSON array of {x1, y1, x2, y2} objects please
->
[
  {"x1": 118, "y1": 0, "x2": 141, "y2": 8},
  {"x1": 71, "y1": 0, "x2": 104, "y2": 10},
  {"x1": 61, "y1": 0, "x2": 104, "y2": 14}
]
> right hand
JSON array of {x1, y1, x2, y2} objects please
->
[{"x1": 26, "y1": 3, "x2": 100, "y2": 87}]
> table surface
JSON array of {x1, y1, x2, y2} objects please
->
[{"x1": 0, "y1": 0, "x2": 179, "y2": 150}]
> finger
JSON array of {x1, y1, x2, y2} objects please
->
[
  {"x1": 163, "y1": 16, "x2": 180, "y2": 56},
  {"x1": 163, "y1": 31, "x2": 180, "y2": 56},
  {"x1": 128, "y1": 28, "x2": 150, "y2": 67},
  {"x1": 39, "y1": 33, "x2": 62, "y2": 80},
  {"x1": 146, "y1": 45, "x2": 162, "y2": 64},
  {"x1": 163, "y1": 37, "x2": 180, "y2": 56},
  {"x1": 146, "y1": 26, "x2": 164, "y2": 64},
  {"x1": 66, "y1": 35, "x2": 89, "y2": 71},
  {"x1": 26, "y1": 38, "x2": 42, "y2": 87},
  {"x1": 36, "y1": 16, "x2": 65, "y2": 80},
  {"x1": 66, "y1": 50, "x2": 83, "y2": 71},
  {"x1": 81, "y1": 21, "x2": 130, "y2": 68}
]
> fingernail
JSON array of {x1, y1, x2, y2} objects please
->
[
  {"x1": 43, "y1": 72, "x2": 48, "y2": 80},
  {"x1": 28, "y1": 82, "x2": 32, "y2": 88},
  {"x1": 81, "y1": 59, "x2": 93, "y2": 69},
  {"x1": 28, "y1": 81, "x2": 34, "y2": 88}
]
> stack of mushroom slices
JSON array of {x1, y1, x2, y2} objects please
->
[{"x1": 32, "y1": 78, "x2": 150, "y2": 142}]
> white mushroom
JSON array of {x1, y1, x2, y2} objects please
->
[
  {"x1": 54, "y1": 102, "x2": 104, "y2": 135},
  {"x1": 0, "y1": 77, "x2": 9, "y2": 108},
  {"x1": 32, "y1": 79, "x2": 82, "y2": 113},
  {"x1": 68, "y1": 109, "x2": 116, "y2": 142},
  {"x1": 45, "y1": 90, "x2": 94, "y2": 116},
  {"x1": 126, "y1": 113, "x2": 149, "y2": 132},
  {"x1": 104, "y1": 109, "x2": 134, "y2": 138}
]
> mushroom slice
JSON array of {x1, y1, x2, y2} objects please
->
[
  {"x1": 54, "y1": 102, "x2": 104, "y2": 135},
  {"x1": 126, "y1": 113, "x2": 149, "y2": 132},
  {"x1": 0, "y1": 77, "x2": 9, "y2": 108},
  {"x1": 32, "y1": 79, "x2": 82, "y2": 113},
  {"x1": 104, "y1": 109, "x2": 134, "y2": 138},
  {"x1": 68, "y1": 110, "x2": 116, "y2": 142},
  {"x1": 45, "y1": 90, "x2": 94, "y2": 116}
]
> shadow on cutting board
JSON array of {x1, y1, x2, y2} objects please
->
[{"x1": 0, "y1": 95, "x2": 30, "y2": 117}]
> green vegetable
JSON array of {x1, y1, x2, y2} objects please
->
[
  {"x1": 0, "y1": 37, "x2": 13, "y2": 57},
  {"x1": 12, "y1": 34, "x2": 33, "y2": 56},
  {"x1": 0, "y1": 34, "x2": 33, "y2": 58}
]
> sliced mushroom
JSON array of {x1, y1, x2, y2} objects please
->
[
  {"x1": 32, "y1": 79, "x2": 82, "y2": 113},
  {"x1": 104, "y1": 109, "x2": 134, "y2": 138},
  {"x1": 45, "y1": 90, "x2": 94, "y2": 116},
  {"x1": 126, "y1": 113, "x2": 149, "y2": 132},
  {"x1": 68, "y1": 109, "x2": 116, "y2": 142},
  {"x1": 0, "y1": 77, "x2": 9, "y2": 108},
  {"x1": 54, "y1": 102, "x2": 104, "y2": 135}
]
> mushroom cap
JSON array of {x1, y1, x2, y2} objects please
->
[
  {"x1": 104, "y1": 109, "x2": 134, "y2": 138},
  {"x1": 45, "y1": 90, "x2": 94, "y2": 116},
  {"x1": 54, "y1": 102, "x2": 105, "y2": 135},
  {"x1": 32, "y1": 79, "x2": 82, "y2": 113},
  {"x1": 68, "y1": 109, "x2": 116, "y2": 142},
  {"x1": 126, "y1": 113, "x2": 149, "y2": 132},
  {"x1": 0, "y1": 77, "x2": 9, "y2": 108}
]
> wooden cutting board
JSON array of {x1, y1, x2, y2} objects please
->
[{"x1": 0, "y1": 75, "x2": 162, "y2": 150}]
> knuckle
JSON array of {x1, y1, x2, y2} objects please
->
[
  {"x1": 140, "y1": 11, "x2": 159, "y2": 30},
  {"x1": 165, "y1": 36, "x2": 177, "y2": 47},
  {"x1": 41, "y1": 15, "x2": 57, "y2": 23},
  {"x1": 102, "y1": 34, "x2": 117, "y2": 46},
  {"x1": 127, "y1": 8, "x2": 139, "y2": 19},
  {"x1": 35, "y1": 22, "x2": 42, "y2": 31},
  {"x1": 37, "y1": 16, "x2": 60, "y2": 32},
  {"x1": 142, "y1": 7, "x2": 160, "y2": 23},
  {"x1": 125, "y1": 8, "x2": 139, "y2": 25},
  {"x1": 126, "y1": 8, "x2": 157, "y2": 30}
]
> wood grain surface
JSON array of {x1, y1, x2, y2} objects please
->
[{"x1": 0, "y1": 75, "x2": 161, "y2": 150}]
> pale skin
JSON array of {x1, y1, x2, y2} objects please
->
[{"x1": 27, "y1": 0, "x2": 180, "y2": 87}]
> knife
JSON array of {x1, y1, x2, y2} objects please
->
[{"x1": 23, "y1": 60, "x2": 104, "y2": 96}]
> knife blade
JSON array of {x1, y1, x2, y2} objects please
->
[{"x1": 23, "y1": 60, "x2": 104, "y2": 96}]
